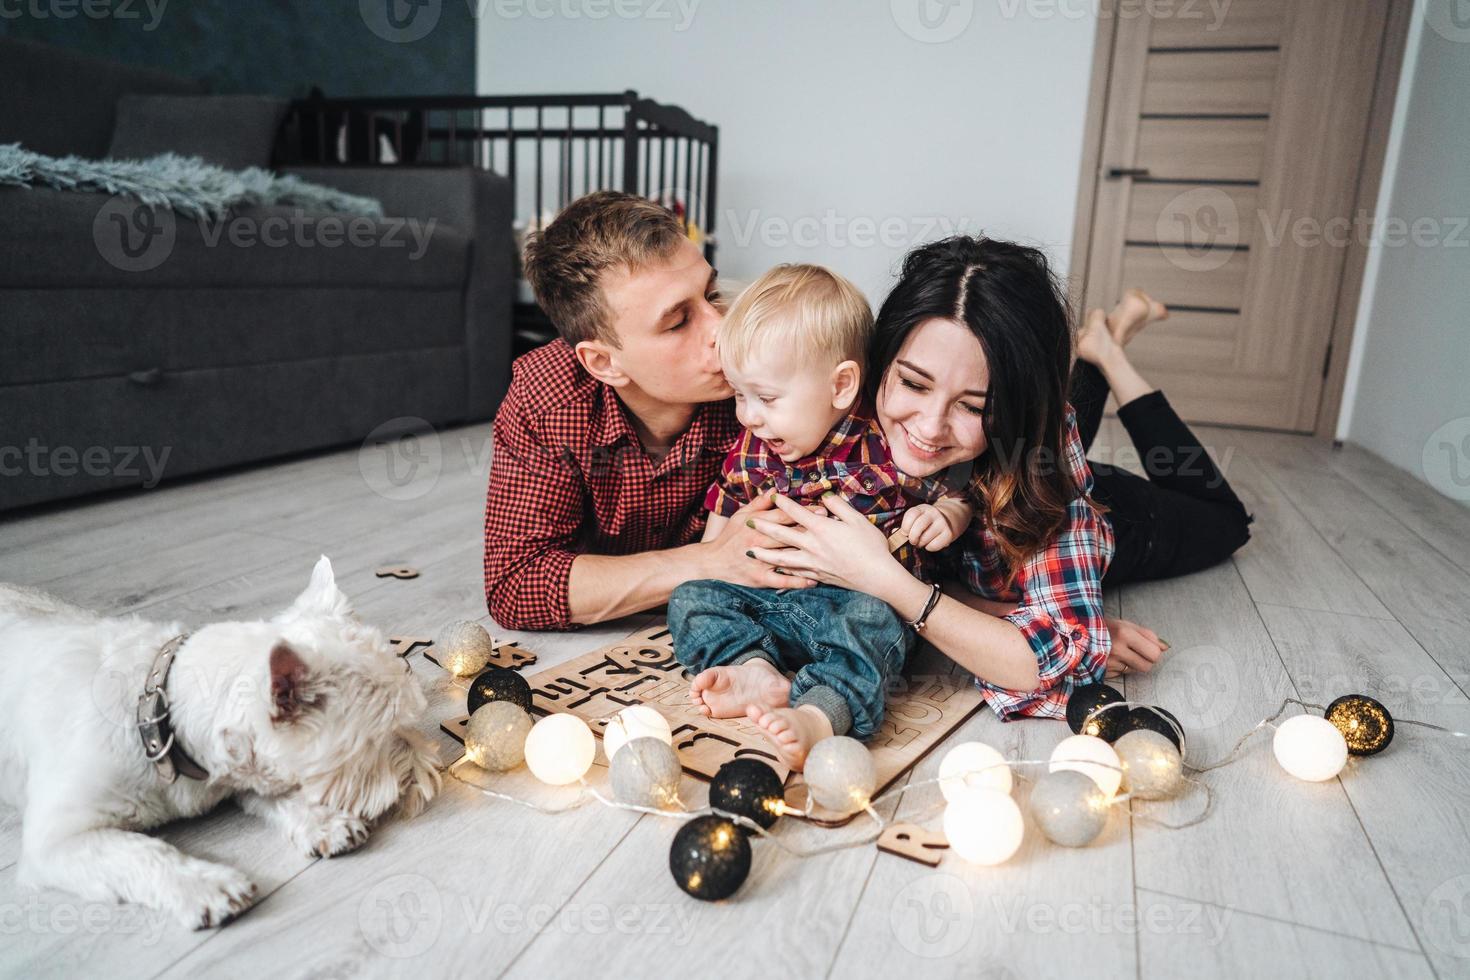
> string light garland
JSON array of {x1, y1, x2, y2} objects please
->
[{"x1": 430, "y1": 630, "x2": 1467, "y2": 906}]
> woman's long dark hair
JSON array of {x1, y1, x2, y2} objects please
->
[{"x1": 871, "y1": 236, "x2": 1089, "y2": 581}]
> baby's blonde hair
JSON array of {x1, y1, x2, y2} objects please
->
[{"x1": 717, "y1": 264, "x2": 873, "y2": 372}]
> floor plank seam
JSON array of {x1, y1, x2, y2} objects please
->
[
  {"x1": 1134, "y1": 886, "x2": 1428, "y2": 956},
  {"x1": 492, "y1": 811, "x2": 647, "y2": 980},
  {"x1": 1232, "y1": 562, "x2": 1431, "y2": 959},
  {"x1": 822, "y1": 767, "x2": 917, "y2": 979},
  {"x1": 1327, "y1": 449, "x2": 1470, "y2": 579},
  {"x1": 147, "y1": 856, "x2": 326, "y2": 980},
  {"x1": 1331, "y1": 775, "x2": 1439, "y2": 967},
  {"x1": 1249, "y1": 456, "x2": 1470, "y2": 703}
]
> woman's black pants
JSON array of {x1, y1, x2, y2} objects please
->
[{"x1": 1070, "y1": 362, "x2": 1254, "y2": 586}]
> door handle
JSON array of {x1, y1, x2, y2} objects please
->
[{"x1": 1105, "y1": 167, "x2": 1152, "y2": 180}]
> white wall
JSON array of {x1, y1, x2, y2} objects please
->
[
  {"x1": 1341, "y1": 3, "x2": 1470, "y2": 506},
  {"x1": 477, "y1": 0, "x2": 1099, "y2": 302}
]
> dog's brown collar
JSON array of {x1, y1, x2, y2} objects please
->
[{"x1": 135, "y1": 632, "x2": 210, "y2": 783}]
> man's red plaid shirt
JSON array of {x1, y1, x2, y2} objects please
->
[{"x1": 482, "y1": 340, "x2": 740, "y2": 630}]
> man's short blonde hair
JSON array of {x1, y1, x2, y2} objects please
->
[
  {"x1": 718, "y1": 264, "x2": 873, "y2": 372},
  {"x1": 522, "y1": 191, "x2": 689, "y2": 347}
]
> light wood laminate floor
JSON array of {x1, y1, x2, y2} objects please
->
[{"x1": 2, "y1": 420, "x2": 1468, "y2": 979}]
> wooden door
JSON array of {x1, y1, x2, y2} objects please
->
[{"x1": 1078, "y1": 0, "x2": 1395, "y2": 431}]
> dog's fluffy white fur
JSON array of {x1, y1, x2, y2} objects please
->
[{"x1": 0, "y1": 556, "x2": 440, "y2": 928}]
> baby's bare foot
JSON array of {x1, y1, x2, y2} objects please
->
[
  {"x1": 746, "y1": 703, "x2": 833, "y2": 772},
  {"x1": 1108, "y1": 288, "x2": 1169, "y2": 348},
  {"x1": 689, "y1": 658, "x2": 790, "y2": 719}
]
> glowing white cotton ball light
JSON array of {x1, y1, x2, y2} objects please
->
[
  {"x1": 938, "y1": 741, "x2": 1013, "y2": 801},
  {"x1": 943, "y1": 788, "x2": 1025, "y2": 866},
  {"x1": 601, "y1": 705, "x2": 673, "y2": 763},
  {"x1": 524, "y1": 713, "x2": 596, "y2": 785},
  {"x1": 804, "y1": 737, "x2": 877, "y2": 815},
  {"x1": 1272, "y1": 714, "x2": 1348, "y2": 782},
  {"x1": 435, "y1": 620, "x2": 493, "y2": 677},
  {"x1": 1049, "y1": 734, "x2": 1123, "y2": 799}
]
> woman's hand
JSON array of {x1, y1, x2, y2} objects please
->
[
  {"x1": 1104, "y1": 617, "x2": 1168, "y2": 678},
  {"x1": 746, "y1": 492, "x2": 907, "y2": 598}
]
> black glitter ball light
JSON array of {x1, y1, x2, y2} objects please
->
[
  {"x1": 1066, "y1": 682, "x2": 1126, "y2": 740},
  {"x1": 709, "y1": 759, "x2": 785, "y2": 834},
  {"x1": 1325, "y1": 694, "x2": 1395, "y2": 756},
  {"x1": 467, "y1": 666, "x2": 533, "y2": 715},
  {"x1": 1125, "y1": 705, "x2": 1185, "y2": 752},
  {"x1": 670, "y1": 816, "x2": 751, "y2": 901}
]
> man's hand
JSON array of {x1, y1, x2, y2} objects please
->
[
  {"x1": 1104, "y1": 617, "x2": 1168, "y2": 678},
  {"x1": 698, "y1": 491, "x2": 814, "y2": 590}
]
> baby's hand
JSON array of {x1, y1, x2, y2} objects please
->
[{"x1": 901, "y1": 503, "x2": 958, "y2": 551}]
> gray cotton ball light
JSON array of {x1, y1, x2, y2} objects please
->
[
  {"x1": 804, "y1": 736, "x2": 877, "y2": 815},
  {"x1": 435, "y1": 620, "x2": 494, "y2": 677},
  {"x1": 609, "y1": 737, "x2": 683, "y2": 809},
  {"x1": 1115, "y1": 729, "x2": 1185, "y2": 800},
  {"x1": 1028, "y1": 768, "x2": 1110, "y2": 847},
  {"x1": 464, "y1": 702, "x2": 532, "y2": 772}
]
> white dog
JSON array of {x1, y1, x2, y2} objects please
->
[{"x1": 0, "y1": 556, "x2": 440, "y2": 929}]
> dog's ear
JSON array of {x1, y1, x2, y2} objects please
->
[
  {"x1": 269, "y1": 641, "x2": 313, "y2": 722},
  {"x1": 277, "y1": 555, "x2": 353, "y2": 622}
]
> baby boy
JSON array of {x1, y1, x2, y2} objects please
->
[{"x1": 666, "y1": 264, "x2": 971, "y2": 770}]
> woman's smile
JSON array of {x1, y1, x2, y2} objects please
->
[{"x1": 896, "y1": 421, "x2": 948, "y2": 460}]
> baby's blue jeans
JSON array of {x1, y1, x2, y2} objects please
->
[{"x1": 667, "y1": 580, "x2": 914, "y2": 739}]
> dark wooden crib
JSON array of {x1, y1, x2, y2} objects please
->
[{"x1": 274, "y1": 92, "x2": 720, "y2": 354}]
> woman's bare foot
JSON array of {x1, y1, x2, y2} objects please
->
[
  {"x1": 1108, "y1": 288, "x2": 1168, "y2": 348},
  {"x1": 1075, "y1": 307, "x2": 1120, "y2": 369},
  {"x1": 746, "y1": 703, "x2": 833, "y2": 771},
  {"x1": 689, "y1": 658, "x2": 790, "y2": 719}
]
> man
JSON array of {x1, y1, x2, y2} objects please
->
[{"x1": 482, "y1": 192, "x2": 802, "y2": 631}]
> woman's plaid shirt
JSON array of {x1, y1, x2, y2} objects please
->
[{"x1": 939, "y1": 411, "x2": 1115, "y2": 720}]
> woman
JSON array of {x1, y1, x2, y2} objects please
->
[{"x1": 747, "y1": 236, "x2": 1252, "y2": 717}]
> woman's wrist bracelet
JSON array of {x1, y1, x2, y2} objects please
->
[{"x1": 906, "y1": 581, "x2": 943, "y2": 633}]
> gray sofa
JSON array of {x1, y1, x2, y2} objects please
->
[{"x1": 0, "y1": 38, "x2": 514, "y2": 511}]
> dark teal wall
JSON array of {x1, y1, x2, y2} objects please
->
[{"x1": 0, "y1": 0, "x2": 474, "y2": 97}]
